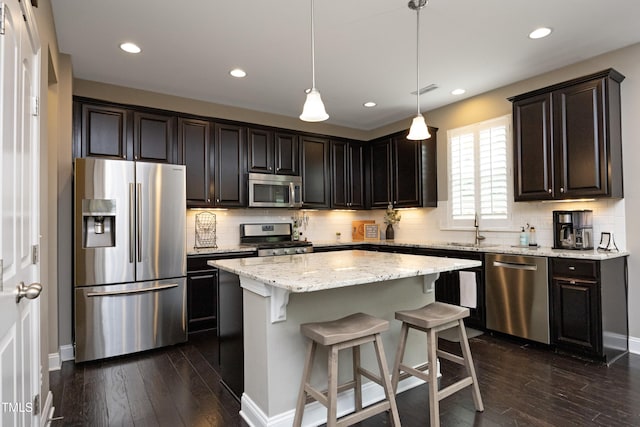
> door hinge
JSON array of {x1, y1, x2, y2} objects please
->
[
  {"x1": 32, "y1": 244, "x2": 38, "y2": 265},
  {"x1": 32, "y1": 96, "x2": 39, "y2": 116},
  {"x1": 32, "y1": 394, "x2": 40, "y2": 415},
  {"x1": 0, "y1": 3, "x2": 6, "y2": 36}
]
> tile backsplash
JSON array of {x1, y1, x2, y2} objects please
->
[{"x1": 186, "y1": 198, "x2": 626, "y2": 250}]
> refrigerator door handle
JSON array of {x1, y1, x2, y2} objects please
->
[
  {"x1": 137, "y1": 182, "x2": 142, "y2": 262},
  {"x1": 86, "y1": 283, "x2": 179, "y2": 297},
  {"x1": 129, "y1": 183, "x2": 135, "y2": 263}
]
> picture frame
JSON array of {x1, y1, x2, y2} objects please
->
[{"x1": 363, "y1": 224, "x2": 380, "y2": 241}]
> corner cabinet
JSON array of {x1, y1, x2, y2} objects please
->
[
  {"x1": 369, "y1": 128, "x2": 437, "y2": 208},
  {"x1": 551, "y1": 257, "x2": 628, "y2": 363},
  {"x1": 331, "y1": 140, "x2": 364, "y2": 209},
  {"x1": 300, "y1": 136, "x2": 331, "y2": 208},
  {"x1": 511, "y1": 69, "x2": 625, "y2": 201}
]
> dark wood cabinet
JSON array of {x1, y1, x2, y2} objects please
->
[
  {"x1": 369, "y1": 128, "x2": 437, "y2": 208},
  {"x1": 75, "y1": 101, "x2": 130, "y2": 160},
  {"x1": 551, "y1": 257, "x2": 628, "y2": 363},
  {"x1": 133, "y1": 111, "x2": 177, "y2": 163},
  {"x1": 331, "y1": 140, "x2": 364, "y2": 209},
  {"x1": 74, "y1": 98, "x2": 178, "y2": 164},
  {"x1": 511, "y1": 69, "x2": 625, "y2": 201},
  {"x1": 186, "y1": 255, "x2": 219, "y2": 333},
  {"x1": 248, "y1": 129, "x2": 299, "y2": 175},
  {"x1": 414, "y1": 248, "x2": 485, "y2": 329},
  {"x1": 300, "y1": 136, "x2": 331, "y2": 208},
  {"x1": 181, "y1": 118, "x2": 214, "y2": 207},
  {"x1": 214, "y1": 123, "x2": 247, "y2": 207}
]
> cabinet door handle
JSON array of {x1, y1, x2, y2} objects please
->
[
  {"x1": 548, "y1": 188, "x2": 552, "y2": 194},
  {"x1": 560, "y1": 187, "x2": 565, "y2": 193}
]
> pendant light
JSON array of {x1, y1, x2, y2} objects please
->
[
  {"x1": 407, "y1": 0, "x2": 431, "y2": 140},
  {"x1": 300, "y1": 0, "x2": 329, "y2": 122}
]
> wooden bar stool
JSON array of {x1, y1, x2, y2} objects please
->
[
  {"x1": 293, "y1": 312, "x2": 401, "y2": 427},
  {"x1": 391, "y1": 302, "x2": 484, "y2": 427}
]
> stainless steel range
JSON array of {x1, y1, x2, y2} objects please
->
[{"x1": 240, "y1": 223, "x2": 313, "y2": 256}]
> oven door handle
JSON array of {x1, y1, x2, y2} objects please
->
[{"x1": 86, "y1": 283, "x2": 179, "y2": 297}]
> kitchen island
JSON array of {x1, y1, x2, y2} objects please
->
[{"x1": 210, "y1": 250, "x2": 480, "y2": 427}]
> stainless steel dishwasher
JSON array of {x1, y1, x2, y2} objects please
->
[{"x1": 485, "y1": 253, "x2": 550, "y2": 344}]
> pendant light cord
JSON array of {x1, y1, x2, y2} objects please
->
[
  {"x1": 415, "y1": 5, "x2": 421, "y2": 115},
  {"x1": 310, "y1": 0, "x2": 317, "y2": 90}
]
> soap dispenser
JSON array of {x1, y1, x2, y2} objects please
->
[
  {"x1": 529, "y1": 226, "x2": 537, "y2": 246},
  {"x1": 519, "y1": 226, "x2": 529, "y2": 246}
]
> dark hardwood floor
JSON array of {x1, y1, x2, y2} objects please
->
[{"x1": 50, "y1": 331, "x2": 640, "y2": 426}]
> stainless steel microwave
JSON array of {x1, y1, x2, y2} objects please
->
[{"x1": 248, "y1": 173, "x2": 302, "y2": 208}]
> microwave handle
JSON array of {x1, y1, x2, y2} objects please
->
[{"x1": 290, "y1": 182, "x2": 295, "y2": 207}]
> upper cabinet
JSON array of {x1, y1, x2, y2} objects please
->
[
  {"x1": 247, "y1": 128, "x2": 299, "y2": 175},
  {"x1": 75, "y1": 101, "x2": 129, "y2": 160},
  {"x1": 369, "y1": 128, "x2": 438, "y2": 208},
  {"x1": 213, "y1": 123, "x2": 247, "y2": 207},
  {"x1": 133, "y1": 111, "x2": 177, "y2": 163},
  {"x1": 180, "y1": 118, "x2": 214, "y2": 207},
  {"x1": 510, "y1": 69, "x2": 625, "y2": 201},
  {"x1": 300, "y1": 136, "x2": 331, "y2": 208},
  {"x1": 331, "y1": 140, "x2": 364, "y2": 209},
  {"x1": 73, "y1": 98, "x2": 178, "y2": 163}
]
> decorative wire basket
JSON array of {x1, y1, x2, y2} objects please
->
[{"x1": 195, "y1": 212, "x2": 218, "y2": 248}]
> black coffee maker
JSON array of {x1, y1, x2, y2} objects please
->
[{"x1": 553, "y1": 210, "x2": 594, "y2": 250}]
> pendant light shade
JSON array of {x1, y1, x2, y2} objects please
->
[
  {"x1": 406, "y1": 0, "x2": 430, "y2": 141},
  {"x1": 407, "y1": 114, "x2": 431, "y2": 140},
  {"x1": 300, "y1": 88, "x2": 329, "y2": 122},
  {"x1": 300, "y1": 0, "x2": 329, "y2": 122}
]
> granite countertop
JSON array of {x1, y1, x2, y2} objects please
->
[
  {"x1": 186, "y1": 239, "x2": 627, "y2": 260},
  {"x1": 209, "y1": 250, "x2": 480, "y2": 293},
  {"x1": 312, "y1": 239, "x2": 628, "y2": 260}
]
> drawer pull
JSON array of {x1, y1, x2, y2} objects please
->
[{"x1": 568, "y1": 266, "x2": 576, "y2": 271}]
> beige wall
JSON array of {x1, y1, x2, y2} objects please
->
[{"x1": 67, "y1": 44, "x2": 640, "y2": 347}]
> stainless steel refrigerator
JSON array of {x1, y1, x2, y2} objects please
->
[{"x1": 73, "y1": 158, "x2": 187, "y2": 362}]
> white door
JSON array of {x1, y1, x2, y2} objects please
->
[{"x1": 0, "y1": 0, "x2": 42, "y2": 426}]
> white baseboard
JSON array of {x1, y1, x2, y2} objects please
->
[
  {"x1": 240, "y1": 374, "x2": 427, "y2": 427},
  {"x1": 48, "y1": 344, "x2": 74, "y2": 371},
  {"x1": 629, "y1": 335, "x2": 640, "y2": 355}
]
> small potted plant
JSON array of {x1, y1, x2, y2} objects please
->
[{"x1": 384, "y1": 204, "x2": 401, "y2": 240}]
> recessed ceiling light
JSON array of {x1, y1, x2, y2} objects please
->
[
  {"x1": 363, "y1": 101, "x2": 377, "y2": 108},
  {"x1": 119, "y1": 42, "x2": 141, "y2": 54},
  {"x1": 229, "y1": 68, "x2": 247, "y2": 78},
  {"x1": 529, "y1": 27, "x2": 552, "y2": 39},
  {"x1": 451, "y1": 89, "x2": 466, "y2": 96}
]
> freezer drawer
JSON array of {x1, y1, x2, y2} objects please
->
[{"x1": 74, "y1": 278, "x2": 187, "y2": 362}]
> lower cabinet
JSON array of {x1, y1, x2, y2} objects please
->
[
  {"x1": 414, "y1": 249, "x2": 485, "y2": 330},
  {"x1": 186, "y1": 255, "x2": 219, "y2": 333},
  {"x1": 551, "y1": 257, "x2": 628, "y2": 363}
]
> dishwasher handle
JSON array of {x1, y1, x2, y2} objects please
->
[{"x1": 492, "y1": 260, "x2": 538, "y2": 271}]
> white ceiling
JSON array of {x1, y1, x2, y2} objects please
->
[{"x1": 51, "y1": 0, "x2": 640, "y2": 131}]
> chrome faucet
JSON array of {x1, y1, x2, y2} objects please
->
[{"x1": 474, "y1": 213, "x2": 486, "y2": 245}]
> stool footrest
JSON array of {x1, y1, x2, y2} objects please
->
[
  {"x1": 436, "y1": 349, "x2": 464, "y2": 366},
  {"x1": 438, "y1": 377, "x2": 474, "y2": 401},
  {"x1": 358, "y1": 367, "x2": 383, "y2": 386},
  {"x1": 398, "y1": 363, "x2": 432, "y2": 383}
]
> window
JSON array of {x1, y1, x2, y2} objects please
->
[{"x1": 447, "y1": 115, "x2": 512, "y2": 227}]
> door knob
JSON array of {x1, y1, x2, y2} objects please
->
[{"x1": 16, "y1": 282, "x2": 42, "y2": 303}]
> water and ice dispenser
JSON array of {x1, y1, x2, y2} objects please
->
[{"x1": 82, "y1": 199, "x2": 116, "y2": 248}]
